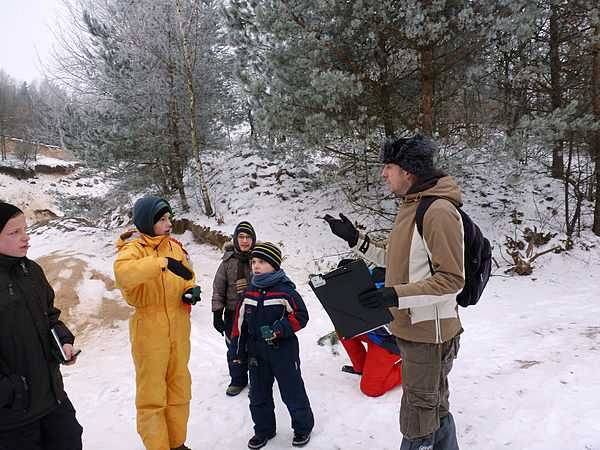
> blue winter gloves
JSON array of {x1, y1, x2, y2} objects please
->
[
  {"x1": 358, "y1": 287, "x2": 398, "y2": 308},
  {"x1": 260, "y1": 325, "x2": 277, "y2": 344},
  {"x1": 166, "y1": 257, "x2": 193, "y2": 280},
  {"x1": 260, "y1": 323, "x2": 285, "y2": 346},
  {"x1": 182, "y1": 286, "x2": 202, "y2": 305},
  {"x1": 323, "y1": 213, "x2": 359, "y2": 247}
]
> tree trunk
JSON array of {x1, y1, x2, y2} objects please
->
[
  {"x1": 0, "y1": 135, "x2": 5, "y2": 160},
  {"x1": 165, "y1": 56, "x2": 189, "y2": 211},
  {"x1": 168, "y1": 86, "x2": 189, "y2": 210},
  {"x1": 564, "y1": 135, "x2": 572, "y2": 237},
  {"x1": 592, "y1": 22, "x2": 600, "y2": 235},
  {"x1": 175, "y1": 0, "x2": 214, "y2": 217},
  {"x1": 419, "y1": 46, "x2": 434, "y2": 137},
  {"x1": 549, "y1": 2, "x2": 564, "y2": 178},
  {"x1": 247, "y1": 102, "x2": 256, "y2": 143}
]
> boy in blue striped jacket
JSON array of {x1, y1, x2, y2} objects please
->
[{"x1": 232, "y1": 242, "x2": 314, "y2": 449}]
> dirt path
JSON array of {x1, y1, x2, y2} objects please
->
[{"x1": 36, "y1": 252, "x2": 131, "y2": 343}]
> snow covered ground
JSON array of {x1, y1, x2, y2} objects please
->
[{"x1": 2, "y1": 149, "x2": 600, "y2": 449}]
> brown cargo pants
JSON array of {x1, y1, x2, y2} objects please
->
[{"x1": 396, "y1": 335, "x2": 460, "y2": 440}]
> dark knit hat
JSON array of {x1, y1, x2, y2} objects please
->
[
  {"x1": 0, "y1": 202, "x2": 23, "y2": 233},
  {"x1": 251, "y1": 241, "x2": 282, "y2": 270},
  {"x1": 379, "y1": 134, "x2": 437, "y2": 177},
  {"x1": 233, "y1": 221, "x2": 256, "y2": 252},
  {"x1": 133, "y1": 196, "x2": 172, "y2": 236}
]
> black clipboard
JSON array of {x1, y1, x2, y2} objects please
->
[{"x1": 309, "y1": 260, "x2": 393, "y2": 338}]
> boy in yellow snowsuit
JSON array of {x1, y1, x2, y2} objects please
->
[{"x1": 114, "y1": 196, "x2": 200, "y2": 450}]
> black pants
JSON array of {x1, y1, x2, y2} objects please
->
[
  {"x1": 224, "y1": 309, "x2": 248, "y2": 387},
  {"x1": 0, "y1": 397, "x2": 83, "y2": 450},
  {"x1": 249, "y1": 338, "x2": 314, "y2": 437}
]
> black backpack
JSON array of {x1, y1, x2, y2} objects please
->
[{"x1": 415, "y1": 196, "x2": 492, "y2": 307}]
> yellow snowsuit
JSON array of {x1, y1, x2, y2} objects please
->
[{"x1": 114, "y1": 232, "x2": 195, "y2": 450}]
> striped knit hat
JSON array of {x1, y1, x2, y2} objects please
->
[
  {"x1": 251, "y1": 241, "x2": 282, "y2": 270},
  {"x1": 233, "y1": 221, "x2": 256, "y2": 251}
]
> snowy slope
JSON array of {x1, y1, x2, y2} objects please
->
[{"x1": 2, "y1": 148, "x2": 600, "y2": 449}]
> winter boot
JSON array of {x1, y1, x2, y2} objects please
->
[
  {"x1": 292, "y1": 431, "x2": 311, "y2": 447},
  {"x1": 226, "y1": 384, "x2": 247, "y2": 396},
  {"x1": 247, "y1": 432, "x2": 276, "y2": 449},
  {"x1": 341, "y1": 365, "x2": 362, "y2": 375},
  {"x1": 171, "y1": 445, "x2": 191, "y2": 450}
]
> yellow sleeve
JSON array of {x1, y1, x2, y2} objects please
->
[{"x1": 113, "y1": 243, "x2": 167, "y2": 290}]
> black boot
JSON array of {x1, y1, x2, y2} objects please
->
[
  {"x1": 247, "y1": 432, "x2": 276, "y2": 449},
  {"x1": 292, "y1": 431, "x2": 311, "y2": 447},
  {"x1": 341, "y1": 365, "x2": 362, "y2": 375},
  {"x1": 171, "y1": 445, "x2": 191, "y2": 450},
  {"x1": 226, "y1": 384, "x2": 247, "y2": 396}
]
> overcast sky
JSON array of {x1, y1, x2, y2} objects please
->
[{"x1": 0, "y1": 0, "x2": 64, "y2": 83}]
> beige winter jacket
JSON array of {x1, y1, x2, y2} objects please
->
[{"x1": 353, "y1": 176, "x2": 465, "y2": 343}]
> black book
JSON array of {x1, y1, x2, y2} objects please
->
[
  {"x1": 309, "y1": 260, "x2": 393, "y2": 339},
  {"x1": 50, "y1": 327, "x2": 81, "y2": 364}
]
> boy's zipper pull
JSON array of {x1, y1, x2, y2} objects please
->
[{"x1": 8, "y1": 283, "x2": 14, "y2": 296}]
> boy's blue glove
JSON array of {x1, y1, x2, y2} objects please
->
[
  {"x1": 260, "y1": 325, "x2": 283, "y2": 345},
  {"x1": 182, "y1": 286, "x2": 202, "y2": 305},
  {"x1": 271, "y1": 320, "x2": 286, "y2": 338},
  {"x1": 260, "y1": 325, "x2": 276, "y2": 343}
]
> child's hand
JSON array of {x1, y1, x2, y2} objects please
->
[
  {"x1": 260, "y1": 325, "x2": 276, "y2": 343},
  {"x1": 182, "y1": 286, "x2": 202, "y2": 305},
  {"x1": 62, "y1": 344, "x2": 80, "y2": 365},
  {"x1": 165, "y1": 258, "x2": 193, "y2": 280}
]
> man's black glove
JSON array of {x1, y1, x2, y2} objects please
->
[
  {"x1": 323, "y1": 213, "x2": 359, "y2": 247},
  {"x1": 182, "y1": 286, "x2": 201, "y2": 305},
  {"x1": 8, "y1": 375, "x2": 29, "y2": 412},
  {"x1": 213, "y1": 310, "x2": 226, "y2": 335},
  {"x1": 358, "y1": 287, "x2": 398, "y2": 309},
  {"x1": 166, "y1": 257, "x2": 193, "y2": 280}
]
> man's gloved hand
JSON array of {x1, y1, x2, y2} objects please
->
[
  {"x1": 213, "y1": 309, "x2": 226, "y2": 335},
  {"x1": 182, "y1": 286, "x2": 202, "y2": 305},
  {"x1": 358, "y1": 287, "x2": 399, "y2": 309},
  {"x1": 323, "y1": 213, "x2": 359, "y2": 247},
  {"x1": 8, "y1": 374, "x2": 29, "y2": 412},
  {"x1": 166, "y1": 257, "x2": 194, "y2": 280}
]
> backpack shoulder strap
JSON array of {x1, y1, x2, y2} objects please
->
[
  {"x1": 415, "y1": 196, "x2": 440, "y2": 237},
  {"x1": 415, "y1": 196, "x2": 442, "y2": 276}
]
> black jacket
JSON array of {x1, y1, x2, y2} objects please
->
[{"x1": 0, "y1": 255, "x2": 74, "y2": 430}]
